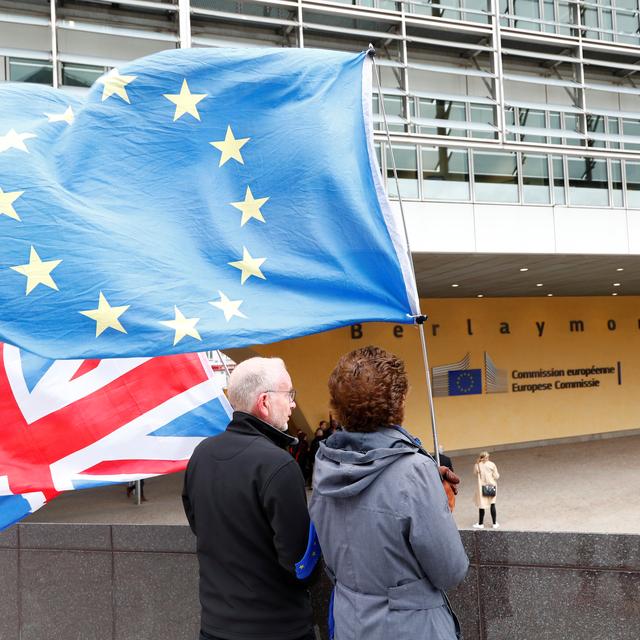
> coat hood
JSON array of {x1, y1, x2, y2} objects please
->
[{"x1": 313, "y1": 427, "x2": 419, "y2": 498}]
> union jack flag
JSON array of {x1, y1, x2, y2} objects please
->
[{"x1": 0, "y1": 343, "x2": 231, "y2": 530}]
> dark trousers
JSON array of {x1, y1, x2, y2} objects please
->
[
  {"x1": 200, "y1": 631, "x2": 315, "y2": 640},
  {"x1": 479, "y1": 504, "x2": 497, "y2": 524}
]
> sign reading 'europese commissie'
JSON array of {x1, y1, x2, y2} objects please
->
[{"x1": 511, "y1": 364, "x2": 621, "y2": 394}]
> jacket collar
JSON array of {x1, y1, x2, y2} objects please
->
[{"x1": 228, "y1": 411, "x2": 297, "y2": 449}]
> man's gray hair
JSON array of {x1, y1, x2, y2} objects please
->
[{"x1": 227, "y1": 357, "x2": 287, "y2": 412}]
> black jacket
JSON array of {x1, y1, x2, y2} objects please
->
[{"x1": 182, "y1": 411, "x2": 312, "y2": 640}]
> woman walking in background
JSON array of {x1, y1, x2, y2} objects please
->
[{"x1": 473, "y1": 451, "x2": 500, "y2": 529}]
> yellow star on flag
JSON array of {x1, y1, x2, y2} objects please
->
[
  {"x1": 100, "y1": 69, "x2": 137, "y2": 103},
  {"x1": 45, "y1": 106, "x2": 75, "y2": 125},
  {"x1": 210, "y1": 126, "x2": 250, "y2": 167},
  {"x1": 160, "y1": 306, "x2": 202, "y2": 345},
  {"x1": 228, "y1": 247, "x2": 266, "y2": 285},
  {"x1": 10, "y1": 246, "x2": 62, "y2": 295},
  {"x1": 163, "y1": 79, "x2": 207, "y2": 121},
  {"x1": 80, "y1": 292, "x2": 129, "y2": 337},
  {"x1": 0, "y1": 187, "x2": 25, "y2": 221},
  {"x1": 0, "y1": 129, "x2": 37, "y2": 154},
  {"x1": 230, "y1": 187, "x2": 269, "y2": 226},
  {"x1": 209, "y1": 291, "x2": 247, "y2": 322}
]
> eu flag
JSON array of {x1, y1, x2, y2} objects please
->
[
  {"x1": 448, "y1": 369, "x2": 482, "y2": 396},
  {"x1": 0, "y1": 48, "x2": 418, "y2": 359}
]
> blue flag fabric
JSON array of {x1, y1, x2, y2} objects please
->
[
  {"x1": 0, "y1": 48, "x2": 418, "y2": 359},
  {"x1": 448, "y1": 369, "x2": 483, "y2": 396}
]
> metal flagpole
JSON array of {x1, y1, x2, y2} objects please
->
[
  {"x1": 369, "y1": 46, "x2": 441, "y2": 466},
  {"x1": 216, "y1": 350, "x2": 232, "y2": 387}
]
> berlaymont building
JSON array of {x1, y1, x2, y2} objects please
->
[{"x1": 2, "y1": 0, "x2": 640, "y2": 453}]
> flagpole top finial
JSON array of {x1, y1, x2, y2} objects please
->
[
  {"x1": 367, "y1": 44, "x2": 376, "y2": 58},
  {"x1": 411, "y1": 314, "x2": 428, "y2": 325}
]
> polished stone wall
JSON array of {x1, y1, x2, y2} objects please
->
[{"x1": 1, "y1": 524, "x2": 638, "y2": 640}]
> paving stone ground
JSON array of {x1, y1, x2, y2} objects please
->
[{"x1": 26, "y1": 433, "x2": 640, "y2": 534}]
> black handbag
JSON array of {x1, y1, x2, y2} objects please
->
[{"x1": 482, "y1": 484, "x2": 496, "y2": 497}]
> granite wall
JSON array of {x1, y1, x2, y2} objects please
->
[{"x1": 0, "y1": 524, "x2": 638, "y2": 640}]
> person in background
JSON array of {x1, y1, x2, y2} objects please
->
[
  {"x1": 126, "y1": 479, "x2": 146, "y2": 501},
  {"x1": 310, "y1": 346, "x2": 468, "y2": 640},
  {"x1": 182, "y1": 356, "x2": 314, "y2": 640},
  {"x1": 473, "y1": 451, "x2": 500, "y2": 529},
  {"x1": 308, "y1": 425, "x2": 325, "y2": 485},
  {"x1": 321, "y1": 419, "x2": 335, "y2": 440},
  {"x1": 294, "y1": 430, "x2": 310, "y2": 484}
]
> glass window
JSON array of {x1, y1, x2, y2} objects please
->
[
  {"x1": 627, "y1": 160, "x2": 640, "y2": 207},
  {"x1": 568, "y1": 158, "x2": 609, "y2": 206},
  {"x1": 9, "y1": 58, "x2": 53, "y2": 85},
  {"x1": 386, "y1": 145, "x2": 419, "y2": 199},
  {"x1": 473, "y1": 151, "x2": 518, "y2": 203},
  {"x1": 611, "y1": 160, "x2": 623, "y2": 207},
  {"x1": 602, "y1": 9, "x2": 614, "y2": 41},
  {"x1": 407, "y1": 0, "x2": 461, "y2": 19},
  {"x1": 61, "y1": 63, "x2": 105, "y2": 88},
  {"x1": 470, "y1": 104, "x2": 496, "y2": 139},
  {"x1": 552, "y1": 156, "x2": 566, "y2": 205},
  {"x1": 622, "y1": 118, "x2": 640, "y2": 150},
  {"x1": 609, "y1": 116, "x2": 620, "y2": 149},
  {"x1": 377, "y1": 0, "x2": 400, "y2": 11},
  {"x1": 549, "y1": 111, "x2": 562, "y2": 145},
  {"x1": 422, "y1": 147, "x2": 470, "y2": 200},
  {"x1": 522, "y1": 154, "x2": 550, "y2": 204},
  {"x1": 519, "y1": 108, "x2": 546, "y2": 143},
  {"x1": 564, "y1": 113, "x2": 582, "y2": 146},
  {"x1": 583, "y1": 7, "x2": 600, "y2": 40},
  {"x1": 374, "y1": 94, "x2": 405, "y2": 133},
  {"x1": 418, "y1": 98, "x2": 467, "y2": 137},
  {"x1": 513, "y1": 0, "x2": 542, "y2": 31},
  {"x1": 500, "y1": 0, "x2": 509, "y2": 26},
  {"x1": 555, "y1": 0, "x2": 573, "y2": 35},
  {"x1": 587, "y1": 114, "x2": 605, "y2": 148},
  {"x1": 543, "y1": 0, "x2": 556, "y2": 33},
  {"x1": 616, "y1": 10, "x2": 640, "y2": 45},
  {"x1": 505, "y1": 106, "x2": 516, "y2": 141},
  {"x1": 465, "y1": 0, "x2": 491, "y2": 24}
]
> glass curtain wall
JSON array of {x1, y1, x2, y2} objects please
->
[{"x1": 3, "y1": 1, "x2": 640, "y2": 207}]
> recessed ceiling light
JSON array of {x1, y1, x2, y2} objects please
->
[
  {"x1": 520, "y1": 267, "x2": 528, "y2": 272},
  {"x1": 536, "y1": 283, "x2": 543, "y2": 287},
  {"x1": 547, "y1": 293, "x2": 553, "y2": 297},
  {"x1": 613, "y1": 283, "x2": 621, "y2": 287},
  {"x1": 616, "y1": 268, "x2": 624, "y2": 272},
  {"x1": 612, "y1": 292, "x2": 618, "y2": 296},
  {"x1": 477, "y1": 294, "x2": 484, "y2": 298},
  {"x1": 451, "y1": 283, "x2": 459, "y2": 288}
]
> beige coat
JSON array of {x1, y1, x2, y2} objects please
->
[{"x1": 474, "y1": 460, "x2": 500, "y2": 508}]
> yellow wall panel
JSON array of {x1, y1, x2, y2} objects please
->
[{"x1": 247, "y1": 296, "x2": 640, "y2": 452}]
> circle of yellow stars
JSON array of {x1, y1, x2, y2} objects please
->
[{"x1": 2, "y1": 68, "x2": 275, "y2": 347}]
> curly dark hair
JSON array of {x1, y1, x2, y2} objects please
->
[{"x1": 328, "y1": 345, "x2": 408, "y2": 433}]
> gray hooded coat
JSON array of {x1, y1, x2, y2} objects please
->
[{"x1": 309, "y1": 428, "x2": 469, "y2": 640}]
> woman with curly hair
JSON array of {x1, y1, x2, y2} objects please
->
[{"x1": 309, "y1": 346, "x2": 468, "y2": 640}]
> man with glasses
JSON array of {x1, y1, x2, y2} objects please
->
[{"x1": 183, "y1": 357, "x2": 314, "y2": 640}]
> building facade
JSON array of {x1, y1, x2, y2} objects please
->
[
  {"x1": 4, "y1": 1, "x2": 640, "y2": 221},
  {"x1": 2, "y1": 0, "x2": 640, "y2": 449}
]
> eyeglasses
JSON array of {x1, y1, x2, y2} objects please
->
[{"x1": 264, "y1": 389, "x2": 296, "y2": 402}]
